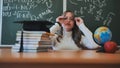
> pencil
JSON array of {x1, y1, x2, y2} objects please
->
[{"x1": 45, "y1": 32, "x2": 55, "y2": 36}]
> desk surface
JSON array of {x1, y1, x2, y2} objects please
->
[{"x1": 0, "y1": 48, "x2": 120, "y2": 64}]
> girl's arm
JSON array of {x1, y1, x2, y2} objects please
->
[
  {"x1": 50, "y1": 16, "x2": 65, "y2": 34},
  {"x1": 50, "y1": 23, "x2": 61, "y2": 34},
  {"x1": 75, "y1": 17, "x2": 99, "y2": 49},
  {"x1": 78, "y1": 23, "x2": 100, "y2": 49}
]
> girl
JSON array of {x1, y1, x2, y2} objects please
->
[{"x1": 50, "y1": 10, "x2": 99, "y2": 50}]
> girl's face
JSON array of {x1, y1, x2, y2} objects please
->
[{"x1": 62, "y1": 12, "x2": 74, "y2": 32}]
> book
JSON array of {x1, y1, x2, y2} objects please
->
[
  {"x1": 13, "y1": 30, "x2": 54, "y2": 52},
  {"x1": 16, "y1": 33, "x2": 43, "y2": 37},
  {"x1": 12, "y1": 44, "x2": 38, "y2": 49},
  {"x1": 38, "y1": 40, "x2": 52, "y2": 45},
  {"x1": 16, "y1": 37, "x2": 41, "y2": 41},
  {"x1": 12, "y1": 48, "x2": 53, "y2": 52},
  {"x1": 17, "y1": 31, "x2": 46, "y2": 34},
  {"x1": 16, "y1": 32, "x2": 50, "y2": 42},
  {"x1": 12, "y1": 44, "x2": 53, "y2": 52}
]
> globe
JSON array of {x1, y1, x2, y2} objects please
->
[{"x1": 93, "y1": 26, "x2": 112, "y2": 45}]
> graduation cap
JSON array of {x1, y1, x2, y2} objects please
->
[
  {"x1": 15, "y1": 21, "x2": 54, "y2": 32},
  {"x1": 14, "y1": 21, "x2": 54, "y2": 52}
]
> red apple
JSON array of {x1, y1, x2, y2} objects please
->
[{"x1": 104, "y1": 41, "x2": 118, "y2": 53}]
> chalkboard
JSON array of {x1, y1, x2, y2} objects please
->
[
  {"x1": 2, "y1": 0, "x2": 120, "y2": 45},
  {"x1": 67, "y1": 0, "x2": 120, "y2": 45},
  {"x1": 2, "y1": 0, "x2": 63, "y2": 45}
]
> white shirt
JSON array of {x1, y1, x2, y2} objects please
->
[{"x1": 50, "y1": 23, "x2": 99, "y2": 50}]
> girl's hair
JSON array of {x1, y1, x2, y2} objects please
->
[{"x1": 57, "y1": 10, "x2": 83, "y2": 48}]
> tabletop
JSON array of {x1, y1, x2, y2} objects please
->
[{"x1": 0, "y1": 48, "x2": 120, "y2": 68}]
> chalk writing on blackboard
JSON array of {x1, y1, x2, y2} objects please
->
[
  {"x1": 103, "y1": 12, "x2": 115, "y2": 26},
  {"x1": 2, "y1": 0, "x2": 55, "y2": 22},
  {"x1": 68, "y1": 0, "x2": 115, "y2": 26},
  {"x1": 2, "y1": 0, "x2": 63, "y2": 45}
]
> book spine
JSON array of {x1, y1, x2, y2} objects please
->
[
  {"x1": 12, "y1": 45, "x2": 38, "y2": 50},
  {"x1": 38, "y1": 40, "x2": 52, "y2": 45},
  {"x1": 12, "y1": 48, "x2": 51, "y2": 52},
  {"x1": 17, "y1": 31, "x2": 46, "y2": 34}
]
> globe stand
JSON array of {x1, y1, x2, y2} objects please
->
[{"x1": 96, "y1": 44, "x2": 105, "y2": 53}]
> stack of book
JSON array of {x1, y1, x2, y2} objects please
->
[{"x1": 12, "y1": 31, "x2": 54, "y2": 52}]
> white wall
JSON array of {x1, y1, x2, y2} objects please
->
[{"x1": 0, "y1": 0, "x2": 3, "y2": 45}]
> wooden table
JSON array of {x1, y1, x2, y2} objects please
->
[{"x1": 0, "y1": 48, "x2": 120, "y2": 68}]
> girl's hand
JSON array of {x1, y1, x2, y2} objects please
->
[
  {"x1": 56, "y1": 16, "x2": 66, "y2": 25},
  {"x1": 75, "y1": 17, "x2": 84, "y2": 26}
]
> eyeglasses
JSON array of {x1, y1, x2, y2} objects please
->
[{"x1": 64, "y1": 17, "x2": 74, "y2": 21}]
